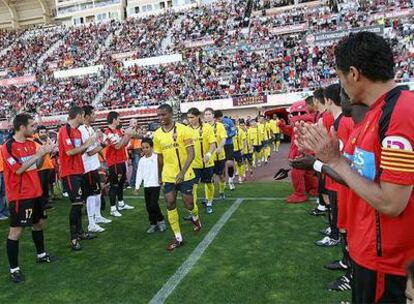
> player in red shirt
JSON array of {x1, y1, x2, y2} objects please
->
[
  {"x1": 104, "y1": 111, "x2": 135, "y2": 217},
  {"x1": 2, "y1": 113, "x2": 54, "y2": 283},
  {"x1": 315, "y1": 84, "x2": 354, "y2": 249},
  {"x1": 292, "y1": 89, "x2": 370, "y2": 293},
  {"x1": 58, "y1": 106, "x2": 97, "y2": 251},
  {"x1": 296, "y1": 32, "x2": 414, "y2": 304},
  {"x1": 308, "y1": 88, "x2": 333, "y2": 217}
]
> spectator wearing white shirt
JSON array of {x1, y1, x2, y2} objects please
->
[{"x1": 135, "y1": 138, "x2": 166, "y2": 234}]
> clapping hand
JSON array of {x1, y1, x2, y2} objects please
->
[{"x1": 294, "y1": 120, "x2": 341, "y2": 164}]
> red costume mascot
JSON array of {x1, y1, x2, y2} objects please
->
[{"x1": 279, "y1": 100, "x2": 318, "y2": 203}]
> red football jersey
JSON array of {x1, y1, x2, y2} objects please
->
[
  {"x1": 317, "y1": 111, "x2": 335, "y2": 184},
  {"x1": 337, "y1": 121, "x2": 364, "y2": 230},
  {"x1": 346, "y1": 86, "x2": 414, "y2": 276},
  {"x1": 104, "y1": 128, "x2": 127, "y2": 167},
  {"x1": 317, "y1": 111, "x2": 334, "y2": 131},
  {"x1": 2, "y1": 139, "x2": 42, "y2": 202},
  {"x1": 325, "y1": 114, "x2": 354, "y2": 191},
  {"x1": 58, "y1": 124, "x2": 85, "y2": 177}
]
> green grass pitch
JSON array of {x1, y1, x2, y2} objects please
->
[{"x1": 0, "y1": 182, "x2": 349, "y2": 303}]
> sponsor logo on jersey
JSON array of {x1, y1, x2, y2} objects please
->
[
  {"x1": 382, "y1": 136, "x2": 412, "y2": 151},
  {"x1": 352, "y1": 147, "x2": 376, "y2": 181}
]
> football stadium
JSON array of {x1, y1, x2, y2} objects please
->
[{"x1": 0, "y1": 0, "x2": 414, "y2": 303}]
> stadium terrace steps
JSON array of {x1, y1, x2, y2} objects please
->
[
  {"x1": 92, "y1": 75, "x2": 115, "y2": 107},
  {"x1": 37, "y1": 32, "x2": 69, "y2": 67},
  {"x1": 0, "y1": 44, "x2": 13, "y2": 57}
]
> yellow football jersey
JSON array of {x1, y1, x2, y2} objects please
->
[
  {"x1": 269, "y1": 119, "x2": 280, "y2": 134},
  {"x1": 242, "y1": 127, "x2": 253, "y2": 154},
  {"x1": 233, "y1": 126, "x2": 246, "y2": 152},
  {"x1": 265, "y1": 121, "x2": 274, "y2": 140},
  {"x1": 258, "y1": 123, "x2": 267, "y2": 141},
  {"x1": 247, "y1": 126, "x2": 262, "y2": 146},
  {"x1": 274, "y1": 119, "x2": 280, "y2": 134},
  {"x1": 211, "y1": 122, "x2": 227, "y2": 161},
  {"x1": 153, "y1": 123, "x2": 195, "y2": 183},
  {"x1": 190, "y1": 123, "x2": 216, "y2": 169}
]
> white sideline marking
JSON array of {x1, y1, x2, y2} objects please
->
[{"x1": 149, "y1": 198, "x2": 245, "y2": 304}]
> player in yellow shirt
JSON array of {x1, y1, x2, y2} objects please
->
[
  {"x1": 272, "y1": 114, "x2": 281, "y2": 152},
  {"x1": 187, "y1": 108, "x2": 216, "y2": 214},
  {"x1": 248, "y1": 118, "x2": 263, "y2": 167},
  {"x1": 233, "y1": 119, "x2": 247, "y2": 183},
  {"x1": 258, "y1": 115, "x2": 270, "y2": 164},
  {"x1": 241, "y1": 120, "x2": 254, "y2": 176},
  {"x1": 153, "y1": 104, "x2": 201, "y2": 251},
  {"x1": 204, "y1": 108, "x2": 227, "y2": 200},
  {"x1": 264, "y1": 116, "x2": 274, "y2": 162}
]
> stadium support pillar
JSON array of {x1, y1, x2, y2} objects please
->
[
  {"x1": 2, "y1": 0, "x2": 19, "y2": 28},
  {"x1": 38, "y1": 0, "x2": 51, "y2": 24}
]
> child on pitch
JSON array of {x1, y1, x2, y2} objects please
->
[{"x1": 135, "y1": 138, "x2": 166, "y2": 233}]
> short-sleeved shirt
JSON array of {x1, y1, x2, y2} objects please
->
[
  {"x1": 265, "y1": 121, "x2": 274, "y2": 140},
  {"x1": 337, "y1": 121, "x2": 363, "y2": 230},
  {"x1": 2, "y1": 139, "x2": 42, "y2": 201},
  {"x1": 34, "y1": 139, "x2": 54, "y2": 171},
  {"x1": 271, "y1": 119, "x2": 280, "y2": 134},
  {"x1": 233, "y1": 127, "x2": 246, "y2": 152},
  {"x1": 211, "y1": 122, "x2": 227, "y2": 161},
  {"x1": 347, "y1": 86, "x2": 414, "y2": 276},
  {"x1": 325, "y1": 114, "x2": 354, "y2": 191},
  {"x1": 79, "y1": 125, "x2": 101, "y2": 173},
  {"x1": 58, "y1": 124, "x2": 85, "y2": 178},
  {"x1": 104, "y1": 128, "x2": 128, "y2": 167},
  {"x1": 129, "y1": 138, "x2": 142, "y2": 150},
  {"x1": 243, "y1": 127, "x2": 253, "y2": 154},
  {"x1": 190, "y1": 123, "x2": 216, "y2": 169},
  {"x1": 222, "y1": 117, "x2": 237, "y2": 146},
  {"x1": 258, "y1": 123, "x2": 268, "y2": 141},
  {"x1": 321, "y1": 111, "x2": 335, "y2": 131},
  {"x1": 153, "y1": 123, "x2": 195, "y2": 183},
  {"x1": 248, "y1": 126, "x2": 262, "y2": 146}
]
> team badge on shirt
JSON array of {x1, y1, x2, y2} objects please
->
[
  {"x1": 66, "y1": 139, "x2": 72, "y2": 145},
  {"x1": 7, "y1": 157, "x2": 16, "y2": 165}
]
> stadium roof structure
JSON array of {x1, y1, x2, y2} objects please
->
[{"x1": 0, "y1": 0, "x2": 55, "y2": 29}]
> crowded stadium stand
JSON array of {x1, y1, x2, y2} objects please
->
[
  {"x1": 1, "y1": 1, "x2": 414, "y2": 301},
  {"x1": 0, "y1": 0, "x2": 413, "y2": 126}
]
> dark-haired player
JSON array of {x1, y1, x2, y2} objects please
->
[
  {"x1": 35, "y1": 126, "x2": 55, "y2": 210},
  {"x1": 79, "y1": 105, "x2": 111, "y2": 233},
  {"x1": 204, "y1": 108, "x2": 227, "y2": 200},
  {"x1": 154, "y1": 104, "x2": 201, "y2": 251},
  {"x1": 214, "y1": 110, "x2": 237, "y2": 191},
  {"x1": 59, "y1": 106, "x2": 97, "y2": 251},
  {"x1": 296, "y1": 32, "x2": 414, "y2": 304},
  {"x1": 315, "y1": 83, "x2": 354, "y2": 248},
  {"x1": 2, "y1": 114, "x2": 54, "y2": 283},
  {"x1": 104, "y1": 111, "x2": 135, "y2": 217},
  {"x1": 309, "y1": 88, "x2": 332, "y2": 218},
  {"x1": 233, "y1": 119, "x2": 247, "y2": 183},
  {"x1": 187, "y1": 107, "x2": 216, "y2": 214}
]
